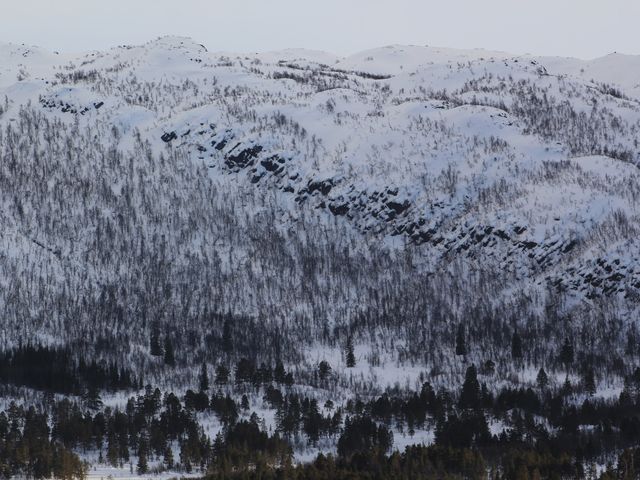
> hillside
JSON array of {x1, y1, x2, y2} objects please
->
[{"x1": 1, "y1": 37, "x2": 640, "y2": 477}]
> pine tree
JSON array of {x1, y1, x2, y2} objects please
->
[
  {"x1": 215, "y1": 364, "x2": 229, "y2": 385},
  {"x1": 199, "y1": 362, "x2": 209, "y2": 391},
  {"x1": 584, "y1": 368, "x2": 596, "y2": 396},
  {"x1": 345, "y1": 336, "x2": 356, "y2": 368},
  {"x1": 561, "y1": 375, "x2": 573, "y2": 396},
  {"x1": 318, "y1": 361, "x2": 332, "y2": 381},
  {"x1": 274, "y1": 362, "x2": 286, "y2": 383},
  {"x1": 137, "y1": 436, "x2": 149, "y2": 474},
  {"x1": 483, "y1": 359, "x2": 496, "y2": 375},
  {"x1": 536, "y1": 367, "x2": 549, "y2": 390},
  {"x1": 626, "y1": 325, "x2": 637, "y2": 357},
  {"x1": 284, "y1": 372, "x2": 295, "y2": 387},
  {"x1": 619, "y1": 379, "x2": 634, "y2": 407},
  {"x1": 164, "y1": 336, "x2": 175, "y2": 367},
  {"x1": 511, "y1": 331, "x2": 523, "y2": 361},
  {"x1": 150, "y1": 327, "x2": 163, "y2": 357},
  {"x1": 455, "y1": 324, "x2": 467, "y2": 357},
  {"x1": 560, "y1": 338, "x2": 574, "y2": 367},
  {"x1": 83, "y1": 386, "x2": 103, "y2": 411},
  {"x1": 222, "y1": 317, "x2": 233, "y2": 353},
  {"x1": 164, "y1": 445, "x2": 174, "y2": 469},
  {"x1": 459, "y1": 364, "x2": 481, "y2": 410},
  {"x1": 106, "y1": 432, "x2": 118, "y2": 467}
]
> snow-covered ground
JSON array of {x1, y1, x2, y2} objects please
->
[{"x1": 1, "y1": 36, "x2": 640, "y2": 475}]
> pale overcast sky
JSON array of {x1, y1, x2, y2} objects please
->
[{"x1": 2, "y1": 0, "x2": 639, "y2": 59}]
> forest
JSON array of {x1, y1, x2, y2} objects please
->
[
  {"x1": 3, "y1": 353, "x2": 640, "y2": 479},
  {"x1": 2, "y1": 37, "x2": 640, "y2": 478}
]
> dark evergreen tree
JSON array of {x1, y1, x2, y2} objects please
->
[
  {"x1": 561, "y1": 375, "x2": 573, "y2": 396},
  {"x1": 150, "y1": 327, "x2": 163, "y2": 357},
  {"x1": 626, "y1": 326, "x2": 638, "y2": 357},
  {"x1": 199, "y1": 362, "x2": 209, "y2": 392},
  {"x1": 215, "y1": 364, "x2": 229, "y2": 385},
  {"x1": 560, "y1": 338, "x2": 574, "y2": 367},
  {"x1": 274, "y1": 362, "x2": 286, "y2": 383},
  {"x1": 83, "y1": 386, "x2": 103, "y2": 411},
  {"x1": 136, "y1": 436, "x2": 149, "y2": 474},
  {"x1": 222, "y1": 318, "x2": 233, "y2": 353},
  {"x1": 106, "y1": 431, "x2": 119, "y2": 467},
  {"x1": 455, "y1": 324, "x2": 467, "y2": 357},
  {"x1": 459, "y1": 364, "x2": 481, "y2": 410},
  {"x1": 536, "y1": 367, "x2": 549, "y2": 390},
  {"x1": 284, "y1": 371, "x2": 295, "y2": 387},
  {"x1": 584, "y1": 368, "x2": 596, "y2": 396},
  {"x1": 164, "y1": 336, "x2": 175, "y2": 367},
  {"x1": 337, "y1": 416, "x2": 393, "y2": 458},
  {"x1": 511, "y1": 331, "x2": 523, "y2": 361},
  {"x1": 164, "y1": 445, "x2": 174, "y2": 469},
  {"x1": 318, "y1": 361, "x2": 332, "y2": 381},
  {"x1": 346, "y1": 336, "x2": 356, "y2": 368},
  {"x1": 483, "y1": 359, "x2": 496, "y2": 376}
]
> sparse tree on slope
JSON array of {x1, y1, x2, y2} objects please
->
[
  {"x1": 346, "y1": 336, "x2": 356, "y2": 368},
  {"x1": 199, "y1": 362, "x2": 209, "y2": 391},
  {"x1": 164, "y1": 335, "x2": 176, "y2": 367},
  {"x1": 456, "y1": 324, "x2": 467, "y2": 358}
]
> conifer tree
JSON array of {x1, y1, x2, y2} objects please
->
[
  {"x1": 83, "y1": 386, "x2": 103, "y2": 411},
  {"x1": 511, "y1": 331, "x2": 523, "y2": 362},
  {"x1": 459, "y1": 364, "x2": 481, "y2": 410},
  {"x1": 106, "y1": 432, "x2": 119, "y2": 467},
  {"x1": 137, "y1": 436, "x2": 149, "y2": 474},
  {"x1": 536, "y1": 367, "x2": 549, "y2": 390},
  {"x1": 483, "y1": 359, "x2": 496, "y2": 376},
  {"x1": 560, "y1": 338, "x2": 574, "y2": 367},
  {"x1": 455, "y1": 324, "x2": 467, "y2": 357},
  {"x1": 318, "y1": 361, "x2": 332, "y2": 381},
  {"x1": 584, "y1": 368, "x2": 596, "y2": 396},
  {"x1": 345, "y1": 336, "x2": 356, "y2": 368},
  {"x1": 164, "y1": 445, "x2": 174, "y2": 469},
  {"x1": 620, "y1": 379, "x2": 634, "y2": 407},
  {"x1": 626, "y1": 326, "x2": 637, "y2": 357},
  {"x1": 150, "y1": 327, "x2": 163, "y2": 357},
  {"x1": 164, "y1": 336, "x2": 175, "y2": 367},
  {"x1": 199, "y1": 362, "x2": 209, "y2": 391},
  {"x1": 274, "y1": 362, "x2": 286, "y2": 383},
  {"x1": 215, "y1": 364, "x2": 229, "y2": 385},
  {"x1": 222, "y1": 318, "x2": 233, "y2": 353},
  {"x1": 561, "y1": 375, "x2": 573, "y2": 396}
]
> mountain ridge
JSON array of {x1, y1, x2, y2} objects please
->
[{"x1": 0, "y1": 35, "x2": 639, "y2": 369}]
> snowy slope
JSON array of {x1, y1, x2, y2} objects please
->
[
  {"x1": 542, "y1": 52, "x2": 640, "y2": 98},
  {"x1": 1, "y1": 35, "x2": 640, "y2": 362}
]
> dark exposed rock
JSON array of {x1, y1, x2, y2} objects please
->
[
  {"x1": 305, "y1": 179, "x2": 333, "y2": 196},
  {"x1": 225, "y1": 145, "x2": 263, "y2": 170},
  {"x1": 562, "y1": 240, "x2": 577, "y2": 253},
  {"x1": 329, "y1": 203, "x2": 349, "y2": 216},
  {"x1": 386, "y1": 200, "x2": 410, "y2": 215},
  {"x1": 520, "y1": 241, "x2": 538, "y2": 250},
  {"x1": 161, "y1": 131, "x2": 177, "y2": 143},
  {"x1": 260, "y1": 156, "x2": 282, "y2": 172},
  {"x1": 251, "y1": 173, "x2": 265, "y2": 184}
]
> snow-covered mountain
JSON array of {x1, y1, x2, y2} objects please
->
[
  {"x1": 5, "y1": 35, "x2": 640, "y2": 476},
  {"x1": 1, "y1": 36, "x2": 640, "y2": 377}
]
